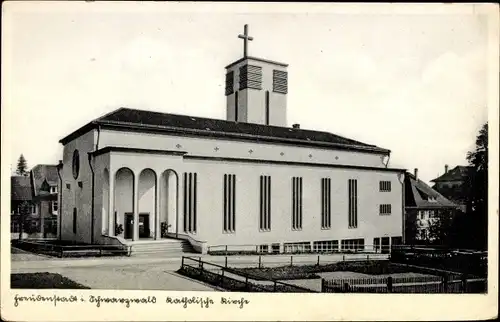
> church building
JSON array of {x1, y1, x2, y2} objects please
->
[{"x1": 58, "y1": 25, "x2": 405, "y2": 254}]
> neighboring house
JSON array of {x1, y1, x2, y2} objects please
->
[
  {"x1": 431, "y1": 165, "x2": 471, "y2": 212},
  {"x1": 10, "y1": 176, "x2": 37, "y2": 239},
  {"x1": 404, "y1": 169, "x2": 459, "y2": 244},
  {"x1": 57, "y1": 25, "x2": 405, "y2": 254},
  {"x1": 30, "y1": 164, "x2": 59, "y2": 238}
]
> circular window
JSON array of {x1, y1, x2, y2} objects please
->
[{"x1": 72, "y1": 150, "x2": 80, "y2": 179}]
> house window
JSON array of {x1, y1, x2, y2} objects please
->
[
  {"x1": 271, "y1": 243, "x2": 280, "y2": 254},
  {"x1": 321, "y1": 178, "x2": 331, "y2": 229},
  {"x1": 50, "y1": 186, "x2": 58, "y2": 194},
  {"x1": 72, "y1": 208, "x2": 77, "y2": 234},
  {"x1": 292, "y1": 177, "x2": 303, "y2": 230},
  {"x1": 380, "y1": 204, "x2": 392, "y2": 215},
  {"x1": 31, "y1": 204, "x2": 36, "y2": 214},
  {"x1": 373, "y1": 237, "x2": 381, "y2": 252},
  {"x1": 223, "y1": 174, "x2": 236, "y2": 233},
  {"x1": 183, "y1": 172, "x2": 197, "y2": 233},
  {"x1": 348, "y1": 179, "x2": 358, "y2": 228},
  {"x1": 258, "y1": 245, "x2": 269, "y2": 253},
  {"x1": 51, "y1": 201, "x2": 58, "y2": 213},
  {"x1": 379, "y1": 181, "x2": 391, "y2": 192},
  {"x1": 72, "y1": 150, "x2": 80, "y2": 180},
  {"x1": 259, "y1": 175, "x2": 271, "y2": 231}
]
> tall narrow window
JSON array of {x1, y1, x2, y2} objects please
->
[
  {"x1": 321, "y1": 178, "x2": 331, "y2": 229},
  {"x1": 292, "y1": 177, "x2": 303, "y2": 230},
  {"x1": 223, "y1": 174, "x2": 236, "y2": 233},
  {"x1": 259, "y1": 175, "x2": 271, "y2": 231},
  {"x1": 265, "y1": 91, "x2": 270, "y2": 125},
  {"x1": 235, "y1": 91, "x2": 239, "y2": 122},
  {"x1": 72, "y1": 208, "x2": 77, "y2": 234},
  {"x1": 379, "y1": 181, "x2": 391, "y2": 192},
  {"x1": 183, "y1": 172, "x2": 198, "y2": 233},
  {"x1": 348, "y1": 179, "x2": 358, "y2": 228}
]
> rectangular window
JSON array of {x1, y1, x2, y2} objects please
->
[
  {"x1": 225, "y1": 71, "x2": 234, "y2": 95},
  {"x1": 183, "y1": 172, "x2": 197, "y2": 233},
  {"x1": 239, "y1": 64, "x2": 263, "y2": 90},
  {"x1": 52, "y1": 202, "x2": 58, "y2": 213},
  {"x1": 379, "y1": 204, "x2": 392, "y2": 215},
  {"x1": 50, "y1": 186, "x2": 58, "y2": 194},
  {"x1": 313, "y1": 240, "x2": 338, "y2": 253},
  {"x1": 348, "y1": 179, "x2": 358, "y2": 228},
  {"x1": 341, "y1": 238, "x2": 364, "y2": 252},
  {"x1": 271, "y1": 243, "x2": 280, "y2": 254},
  {"x1": 284, "y1": 242, "x2": 311, "y2": 253},
  {"x1": 373, "y1": 237, "x2": 381, "y2": 252},
  {"x1": 379, "y1": 181, "x2": 391, "y2": 192},
  {"x1": 223, "y1": 174, "x2": 236, "y2": 233},
  {"x1": 321, "y1": 178, "x2": 331, "y2": 229},
  {"x1": 273, "y1": 69, "x2": 288, "y2": 94},
  {"x1": 72, "y1": 208, "x2": 77, "y2": 234},
  {"x1": 258, "y1": 245, "x2": 269, "y2": 253},
  {"x1": 292, "y1": 177, "x2": 303, "y2": 230},
  {"x1": 259, "y1": 175, "x2": 271, "y2": 231}
]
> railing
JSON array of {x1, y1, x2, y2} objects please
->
[
  {"x1": 322, "y1": 274, "x2": 487, "y2": 293},
  {"x1": 208, "y1": 244, "x2": 392, "y2": 256},
  {"x1": 180, "y1": 256, "x2": 319, "y2": 292},
  {"x1": 13, "y1": 240, "x2": 130, "y2": 258}
]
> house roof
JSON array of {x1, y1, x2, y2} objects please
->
[
  {"x1": 431, "y1": 165, "x2": 472, "y2": 183},
  {"x1": 405, "y1": 172, "x2": 458, "y2": 209},
  {"x1": 11, "y1": 176, "x2": 32, "y2": 201},
  {"x1": 30, "y1": 164, "x2": 59, "y2": 196},
  {"x1": 59, "y1": 108, "x2": 390, "y2": 154}
]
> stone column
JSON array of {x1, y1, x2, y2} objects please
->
[
  {"x1": 133, "y1": 174, "x2": 139, "y2": 241},
  {"x1": 108, "y1": 174, "x2": 115, "y2": 236},
  {"x1": 155, "y1": 175, "x2": 161, "y2": 240}
]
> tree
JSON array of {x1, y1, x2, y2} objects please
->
[
  {"x1": 464, "y1": 122, "x2": 488, "y2": 250},
  {"x1": 428, "y1": 209, "x2": 455, "y2": 246},
  {"x1": 16, "y1": 154, "x2": 28, "y2": 176}
]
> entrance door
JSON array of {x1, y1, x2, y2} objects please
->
[
  {"x1": 124, "y1": 213, "x2": 133, "y2": 239},
  {"x1": 139, "y1": 213, "x2": 150, "y2": 238},
  {"x1": 381, "y1": 237, "x2": 390, "y2": 254}
]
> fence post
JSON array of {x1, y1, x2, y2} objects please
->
[
  {"x1": 290, "y1": 256, "x2": 293, "y2": 267},
  {"x1": 342, "y1": 255, "x2": 345, "y2": 262},
  {"x1": 343, "y1": 282, "x2": 349, "y2": 293},
  {"x1": 461, "y1": 273, "x2": 467, "y2": 293},
  {"x1": 387, "y1": 277, "x2": 393, "y2": 293},
  {"x1": 259, "y1": 256, "x2": 262, "y2": 268},
  {"x1": 181, "y1": 256, "x2": 184, "y2": 268},
  {"x1": 221, "y1": 269, "x2": 225, "y2": 288},
  {"x1": 317, "y1": 255, "x2": 320, "y2": 266},
  {"x1": 274, "y1": 280, "x2": 277, "y2": 292},
  {"x1": 321, "y1": 278, "x2": 325, "y2": 292},
  {"x1": 367, "y1": 254, "x2": 369, "y2": 261},
  {"x1": 442, "y1": 274, "x2": 448, "y2": 293},
  {"x1": 245, "y1": 275, "x2": 249, "y2": 290},
  {"x1": 225, "y1": 256, "x2": 228, "y2": 268}
]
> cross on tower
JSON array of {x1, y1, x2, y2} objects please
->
[{"x1": 238, "y1": 24, "x2": 253, "y2": 57}]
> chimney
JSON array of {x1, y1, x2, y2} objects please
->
[
  {"x1": 414, "y1": 168, "x2": 418, "y2": 180},
  {"x1": 292, "y1": 123, "x2": 300, "y2": 129},
  {"x1": 445, "y1": 164, "x2": 449, "y2": 173}
]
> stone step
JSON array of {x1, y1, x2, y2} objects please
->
[{"x1": 129, "y1": 240, "x2": 195, "y2": 256}]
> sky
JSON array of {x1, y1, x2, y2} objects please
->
[{"x1": 2, "y1": 3, "x2": 493, "y2": 184}]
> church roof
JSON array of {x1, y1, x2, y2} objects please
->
[{"x1": 60, "y1": 108, "x2": 390, "y2": 154}]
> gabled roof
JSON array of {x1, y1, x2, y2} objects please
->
[
  {"x1": 431, "y1": 166, "x2": 472, "y2": 183},
  {"x1": 405, "y1": 172, "x2": 458, "y2": 209},
  {"x1": 11, "y1": 176, "x2": 32, "y2": 201},
  {"x1": 30, "y1": 164, "x2": 59, "y2": 196},
  {"x1": 59, "y1": 107, "x2": 391, "y2": 154}
]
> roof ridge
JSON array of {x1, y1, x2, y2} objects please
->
[{"x1": 98, "y1": 107, "x2": 379, "y2": 148}]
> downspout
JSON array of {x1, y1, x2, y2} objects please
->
[
  {"x1": 87, "y1": 126, "x2": 101, "y2": 244},
  {"x1": 56, "y1": 161, "x2": 63, "y2": 241}
]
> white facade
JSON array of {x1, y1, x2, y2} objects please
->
[{"x1": 59, "y1": 126, "x2": 404, "y2": 253}]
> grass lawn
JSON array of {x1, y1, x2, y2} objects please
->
[
  {"x1": 231, "y1": 260, "x2": 421, "y2": 280},
  {"x1": 11, "y1": 273, "x2": 90, "y2": 289}
]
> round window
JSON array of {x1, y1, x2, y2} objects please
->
[{"x1": 72, "y1": 150, "x2": 80, "y2": 179}]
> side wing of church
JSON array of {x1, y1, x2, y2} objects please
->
[{"x1": 57, "y1": 25, "x2": 405, "y2": 254}]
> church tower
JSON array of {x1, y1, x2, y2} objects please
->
[{"x1": 225, "y1": 24, "x2": 288, "y2": 127}]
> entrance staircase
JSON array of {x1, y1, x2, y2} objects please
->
[{"x1": 125, "y1": 239, "x2": 195, "y2": 257}]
